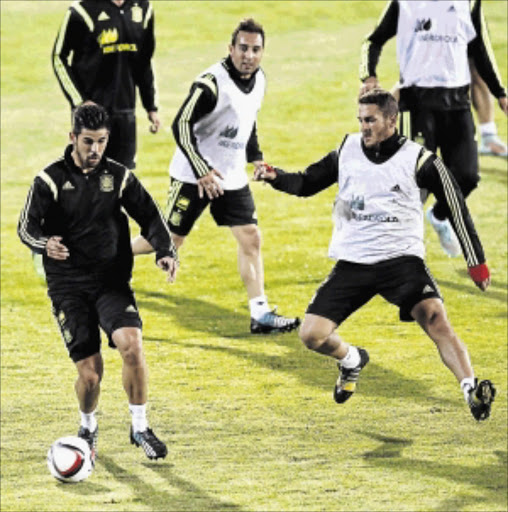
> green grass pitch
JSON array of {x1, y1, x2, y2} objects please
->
[{"x1": 1, "y1": 1, "x2": 507, "y2": 511}]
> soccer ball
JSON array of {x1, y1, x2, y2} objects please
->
[{"x1": 47, "y1": 436, "x2": 93, "y2": 483}]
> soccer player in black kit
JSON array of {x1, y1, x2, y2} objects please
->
[
  {"x1": 18, "y1": 103, "x2": 177, "y2": 460},
  {"x1": 52, "y1": 0, "x2": 160, "y2": 170}
]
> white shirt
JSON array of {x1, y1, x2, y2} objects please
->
[
  {"x1": 170, "y1": 62, "x2": 266, "y2": 190},
  {"x1": 396, "y1": 0, "x2": 476, "y2": 89},
  {"x1": 329, "y1": 133, "x2": 425, "y2": 263}
]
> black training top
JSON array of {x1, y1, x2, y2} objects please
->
[
  {"x1": 52, "y1": 0, "x2": 157, "y2": 114},
  {"x1": 18, "y1": 145, "x2": 176, "y2": 291}
]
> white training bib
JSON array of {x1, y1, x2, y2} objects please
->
[
  {"x1": 170, "y1": 62, "x2": 266, "y2": 190},
  {"x1": 329, "y1": 134, "x2": 425, "y2": 264},
  {"x1": 396, "y1": 0, "x2": 476, "y2": 89}
]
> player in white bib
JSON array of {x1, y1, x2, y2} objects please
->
[
  {"x1": 132, "y1": 19, "x2": 299, "y2": 334},
  {"x1": 254, "y1": 89, "x2": 495, "y2": 422},
  {"x1": 360, "y1": 0, "x2": 507, "y2": 257}
]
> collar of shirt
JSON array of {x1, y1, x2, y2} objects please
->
[
  {"x1": 361, "y1": 131, "x2": 407, "y2": 164},
  {"x1": 222, "y1": 56, "x2": 260, "y2": 93}
]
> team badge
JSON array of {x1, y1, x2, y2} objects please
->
[
  {"x1": 131, "y1": 4, "x2": 143, "y2": 23},
  {"x1": 100, "y1": 175, "x2": 114, "y2": 192},
  {"x1": 176, "y1": 196, "x2": 190, "y2": 210},
  {"x1": 170, "y1": 212, "x2": 182, "y2": 226},
  {"x1": 97, "y1": 28, "x2": 119, "y2": 47}
]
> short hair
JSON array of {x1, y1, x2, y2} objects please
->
[
  {"x1": 231, "y1": 18, "x2": 265, "y2": 47},
  {"x1": 358, "y1": 88, "x2": 398, "y2": 118},
  {"x1": 72, "y1": 102, "x2": 110, "y2": 135}
]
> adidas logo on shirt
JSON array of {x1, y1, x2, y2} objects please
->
[
  {"x1": 447, "y1": 5, "x2": 456, "y2": 13},
  {"x1": 98, "y1": 11, "x2": 110, "y2": 21},
  {"x1": 391, "y1": 184, "x2": 401, "y2": 192},
  {"x1": 62, "y1": 181, "x2": 75, "y2": 190}
]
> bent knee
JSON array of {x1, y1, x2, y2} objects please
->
[{"x1": 299, "y1": 325, "x2": 326, "y2": 351}]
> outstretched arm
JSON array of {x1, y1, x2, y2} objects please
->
[
  {"x1": 416, "y1": 150, "x2": 490, "y2": 291},
  {"x1": 253, "y1": 150, "x2": 339, "y2": 197}
]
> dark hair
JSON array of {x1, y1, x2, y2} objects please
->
[
  {"x1": 358, "y1": 88, "x2": 398, "y2": 118},
  {"x1": 231, "y1": 18, "x2": 265, "y2": 47},
  {"x1": 72, "y1": 102, "x2": 110, "y2": 135}
]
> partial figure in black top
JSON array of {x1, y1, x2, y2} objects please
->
[
  {"x1": 132, "y1": 18, "x2": 300, "y2": 335},
  {"x1": 254, "y1": 89, "x2": 496, "y2": 422},
  {"x1": 52, "y1": 0, "x2": 160, "y2": 170},
  {"x1": 359, "y1": 0, "x2": 507, "y2": 257},
  {"x1": 18, "y1": 103, "x2": 177, "y2": 460}
]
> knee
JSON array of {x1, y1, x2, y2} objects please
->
[
  {"x1": 242, "y1": 225, "x2": 262, "y2": 254},
  {"x1": 299, "y1": 323, "x2": 326, "y2": 351},
  {"x1": 117, "y1": 331, "x2": 144, "y2": 367},
  {"x1": 413, "y1": 301, "x2": 449, "y2": 330},
  {"x1": 78, "y1": 367, "x2": 102, "y2": 393}
]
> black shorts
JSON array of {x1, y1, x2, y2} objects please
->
[
  {"x1": 399, "y1": 108, "x2": 478, "y2": 198},
  {"x1": 306, "y1": 256, "x2": 442, "y2": 325},
  {"x1": 49, "y1": 282, "x2": 142, "y2": 363},
  {"x1": 165, "y1": 178, "x2": 257, "y2": 236},
  {"x1": 105, "y1": 112, "x2": 137, "y2": 170}
]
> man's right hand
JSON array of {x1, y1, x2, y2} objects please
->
[
  {"x1": 197, "y1": 169, "x2": 224, "y2": 199},
  {"x1": 46, "y1": 236, "x2": 69, "y2": 260},
  {"x1": 360, "y1": 76, "x2": 380, "y2": 96}
]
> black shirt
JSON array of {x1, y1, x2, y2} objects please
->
[
  {"x1": 52, "y1": 0, "x2": 157, "y2": 113},
  {"x1": 18, "y1": 145, "x2": 176, "y2": 290}
]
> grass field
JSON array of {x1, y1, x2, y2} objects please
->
[{"x1": 1, "y1": 1, "x2": 507, "y2": 511}]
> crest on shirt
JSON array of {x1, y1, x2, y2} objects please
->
[
  {"x1": 131, "y1": 4, "x2": 143, "y2": 23},
  {"x1": 100, "y1": 174, "x2": 114, "y2": 192},
  {"x1": 97, "y1": 28, "x2": 119, "y2": 47}
]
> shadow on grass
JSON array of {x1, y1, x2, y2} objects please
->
[
  {"x1": 137, "y1": 289, "x2": 461, "y2": 407},
  {"x1": 358, "y1": 431, "x2": 508, "y2": 511},
  {"x1": 95, "y1": 455, "x2": 242, "y2": 512},
  {"x1": 479, "y1": 164, "x2": 508, "y2": 185},
  {"x1": 143, "y1": 335, "x2": 458, "y2": 409}
]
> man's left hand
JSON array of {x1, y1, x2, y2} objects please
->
[
  {"x1": 148, "y1": 111, "x2": 161, "y2": 133},
  {"x1": 157, "y1": 256, "x2": 178, "y2": 283}
]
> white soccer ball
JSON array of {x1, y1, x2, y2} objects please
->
[{"x1": 47, "y1": 436, "x2": 93, "y2": 483}]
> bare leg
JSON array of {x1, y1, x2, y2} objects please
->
[
  {"x1": 411, "y1": 298, "x2": 473, "y2": 383},
  {"x1": 299, "y1": 313, "x2": 347, "y2": 359},
  {"x1": 112, "y1": 327, "x2": 148, "y2": 405},
  {"x1": 231, "y1": 224, "x2": 264, "y2": 299},
  {"x1": 75, "y1": 352, "x2": 104, "y2": 413},
  {"x1": 470, "y1": 61, "x2": 495, "y2": 124}
]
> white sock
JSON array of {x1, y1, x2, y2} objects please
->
[
  {"x1": 80, "y1": 409, "x2": 97, "y2": 432},
  {"x1": 338, "y1": 346, "x2": 361, "y2": 368},
  {"x1": 479, "y1": 121, "x2": 497, "y2": 138},
  {"x1": 460, "y1": 377, "x2": 476, "y2": 402},
  {"x1": 129, "y1": 403, "x2": 148, "y2": 433},
  {"x1": 249, "y1": 295, "x2": 270, "y2": 320}
]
